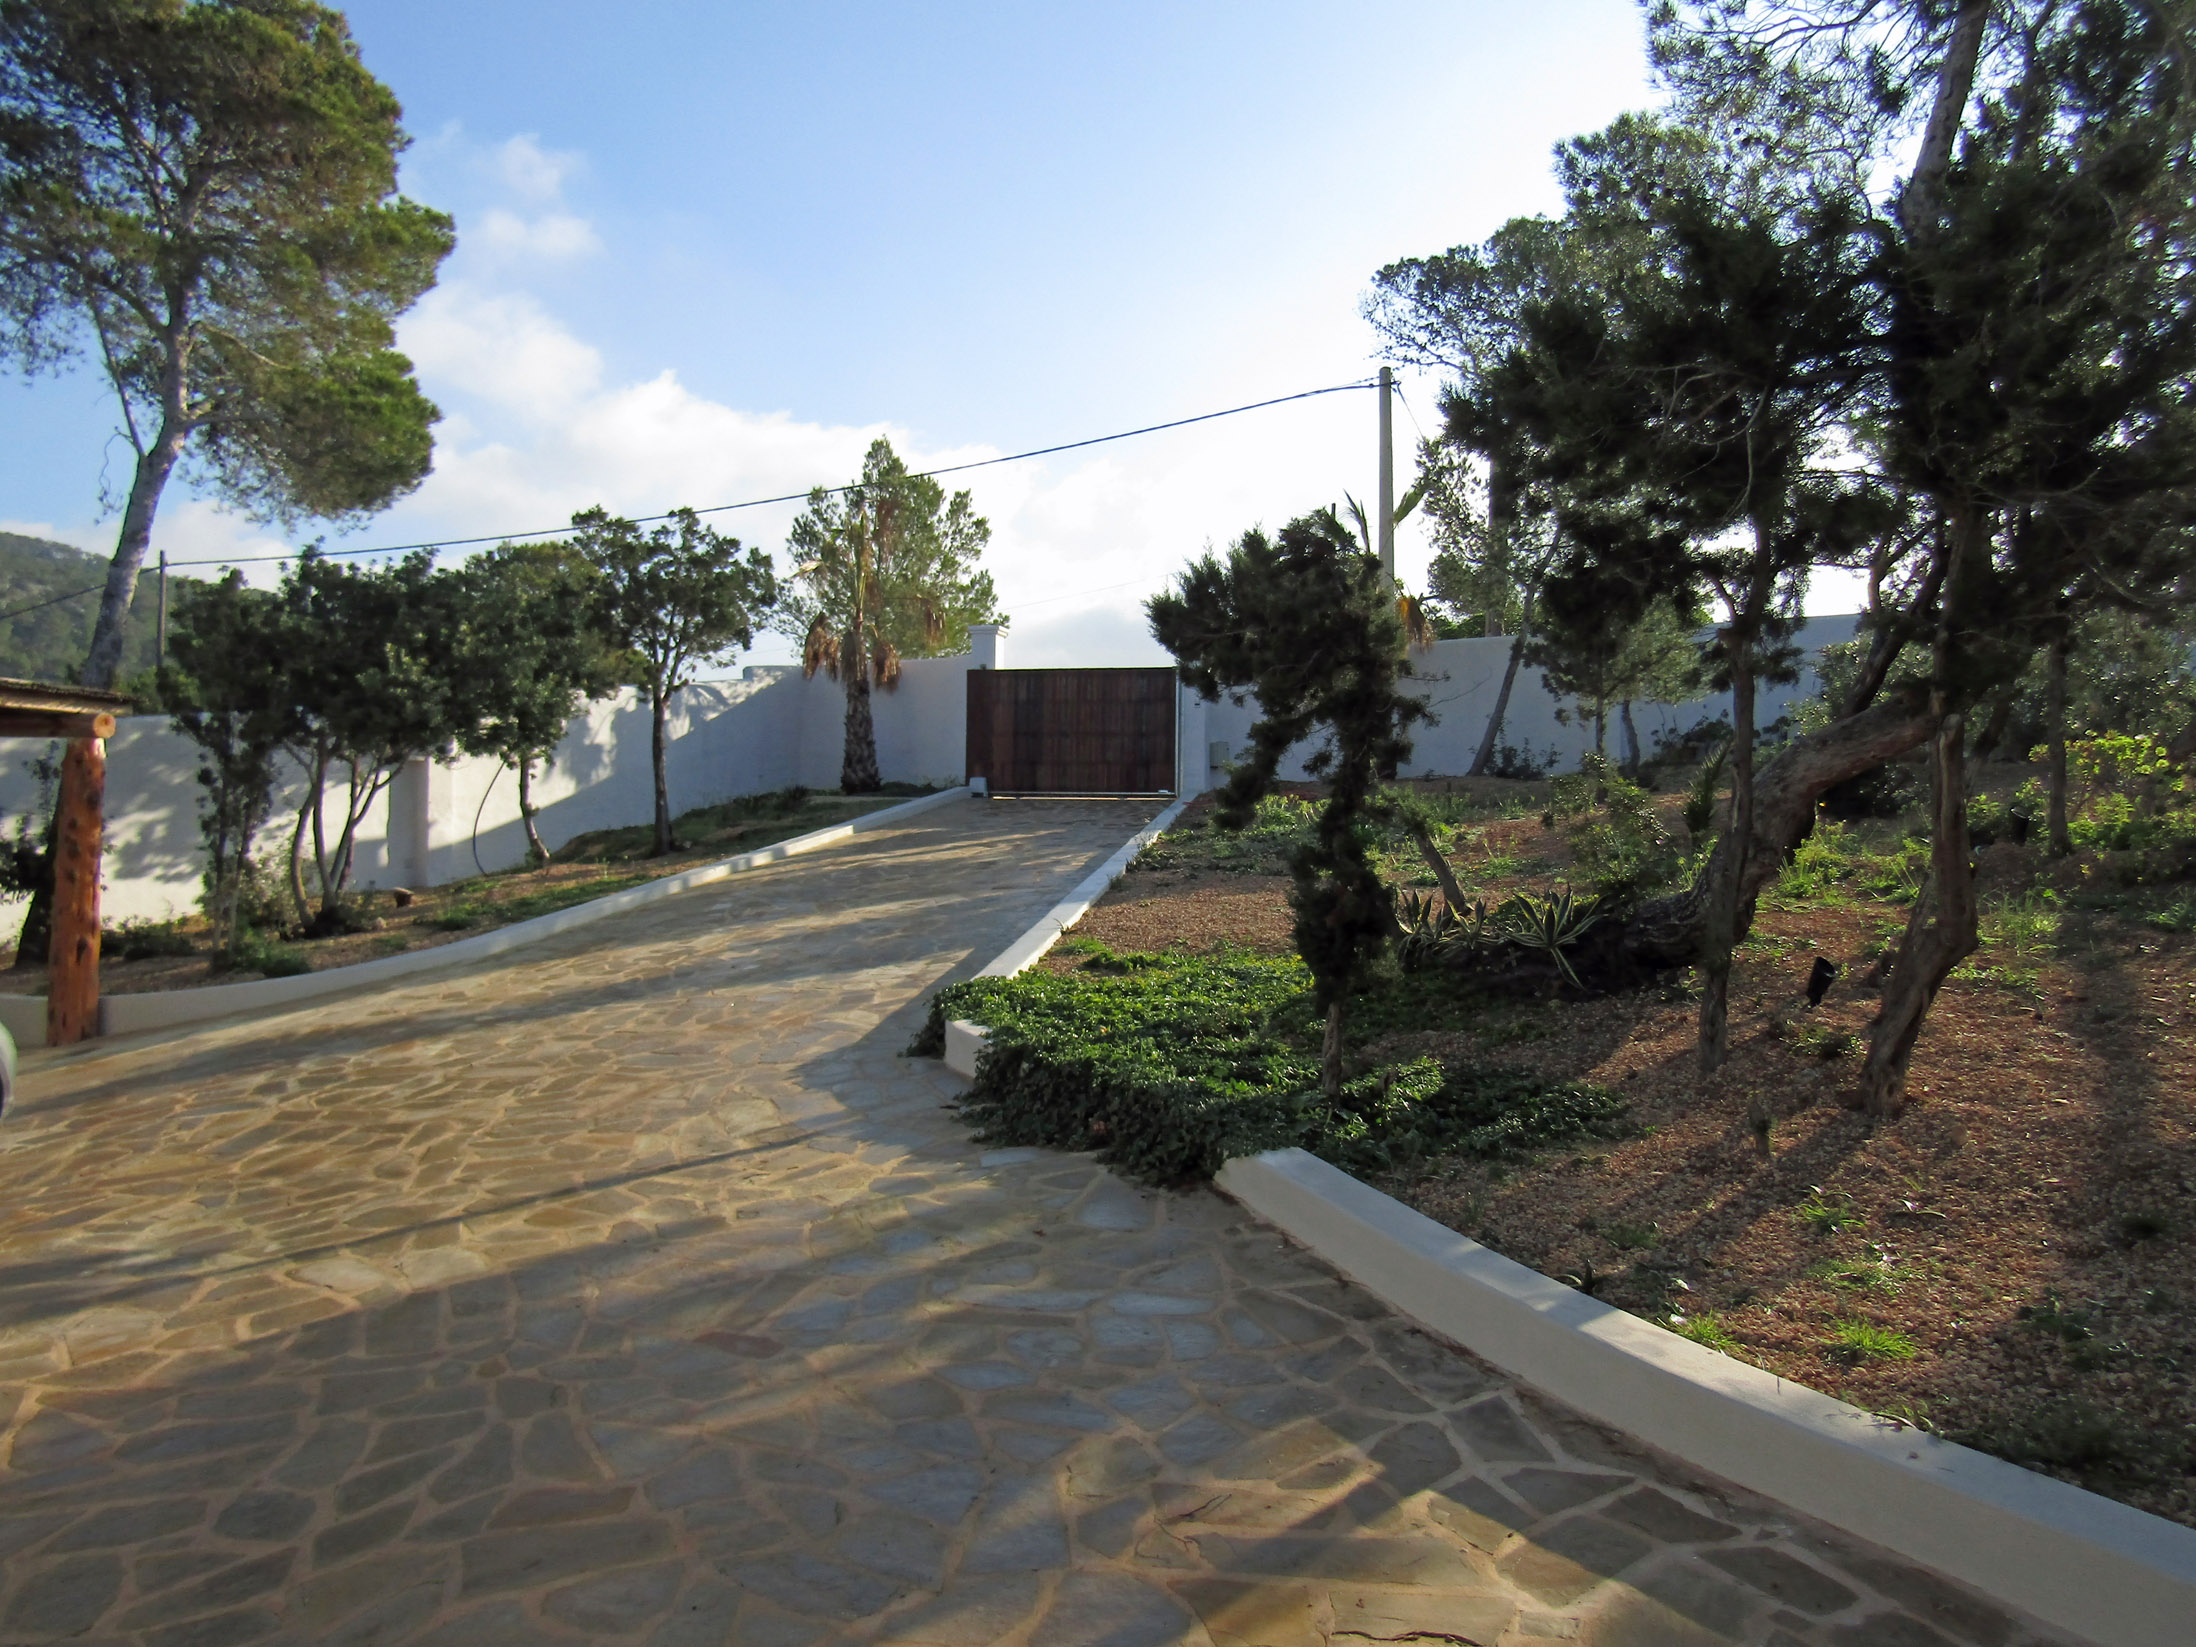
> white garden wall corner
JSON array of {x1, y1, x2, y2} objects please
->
[{"x1": 1214, "y1": 1146, "x2": 2196, "y2": 1647}]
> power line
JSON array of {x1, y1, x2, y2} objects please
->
[
  {"x1": 161, "y1": 377, "x2": 1381, "y2": 572},
  {"x1": 0, "y1": 582, "x2": 105, "y2": 625}
]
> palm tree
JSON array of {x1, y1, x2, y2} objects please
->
[{"x1": 785, "y1": 438, "x2": 1002, "y2": 791}]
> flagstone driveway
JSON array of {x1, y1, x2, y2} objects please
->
[{"x1": 0, "y1": 796, "x2": 2068, "y2": 1647}]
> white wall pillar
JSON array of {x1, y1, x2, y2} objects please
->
[
  {"x1": 386, "y1": 759, "x2": 432, "y2": 889},
  {"x1": 1176, "y1": 682, "x2": 1211, "y2": 795},
  {"x1": 969, "y1": 622, "x2": 1003, "y2": 671}
]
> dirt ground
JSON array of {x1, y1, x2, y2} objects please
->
[{"x1": 1059, "y1": 782, "x2": 2196, "y2": 1529}]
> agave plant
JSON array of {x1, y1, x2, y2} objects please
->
[
  {"x1": 1495, "y1": 885, "x2": 1603, "y2": 987},
  {"x1": 1395, "y1": 892, "x2": 1496, "y2": 972}
]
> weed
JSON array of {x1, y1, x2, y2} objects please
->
[
  {"x1": 2019, "y1": 1293, "x2": 2096, "y2": 1343},
  {"x1": 1670, "y1": 1312, "x2": 1739, "y2": 1353},
  {"x1": 1774, "y1": 822, "x2": 1857, "y2": 902},
  {"x1": 1957, "y1": 1401, "x2": 2138, "y2": 1470},
  {"x1": 2118, "y1": 1210, "x2": 2170, "y2": 1243},
  {"x1": 1807, "y1": 1249, "x2": 1905, "y2": 1293},
  {"x1": 426, "y1": 905, "x2": 481, "y2": 932},
  {"x1": 231, "y1": 933, "x2": 310, "y2": 979},
  {"x1": 1824, "y1": 1320, "x2": 1918, "y2": 1363},
  {"x1": 1794, "y1": 1189, "x2": 1865, "y2": 1235},
  {"x1": 1559, "y1": 1258, "x2": 1612, "y2": 1297},
  {"x1": 1791, "y1": 1023, "x2": 1858, "y2": 1059},
  {"x1": 1604, "y1": 1220, "x2": 1660, "y2": 1252},
  {"x1": 2145, "y1": 893, "x2": 2196, "y2": 934},
  {"x1": 1869, "y1": 1397, "x2": 1935, "y2": 1432}
]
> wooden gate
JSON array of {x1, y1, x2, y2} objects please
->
[{"x1": 965, "y1": 668, "x2": 1176, "y2": 794}]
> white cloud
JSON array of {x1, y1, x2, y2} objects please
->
[
  {"x1": 488, "y1": 134, "x2": 581, "y2": 204},
  {"x1": 474, "y1": 208, "x2": 601, "y2": 263},
  {"x1": 402, "y1": 286, "x2": 605, "y2": 419},
  {"x1": 375, "y1": 274, "x2": 1431, "y2": 669}
]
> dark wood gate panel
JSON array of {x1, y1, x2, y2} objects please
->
[{"x1": 966, "y1": 668, "x2": 1176, "y2": 794}]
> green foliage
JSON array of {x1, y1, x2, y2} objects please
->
[
  {"x1": 447, "y1": 541, "x2": 620, "y2": 860},
  {"x1": 1682, "y1": 738, "x2": 1726, "y2": 836},
  {"x1": 1150, "y1": 512, "x2": 1428, "y2": 1099},
  {"x1": 2019, "y1": 1293, "x2": 2097, "y2": 1345},
  {"x1": 570, "y1": 506, "x2": 776, "y2": 853},
  {"x1": 1808, "y1": 1248, "x2": 1906, "y2": 1293},
  {"x1": 1494, "y1": 886, "x2": 1602, "y2": 986},
  {"x1": 0, "y1": 0, "x2": 455, "y2": 682},
  {"x1": 1790, "y1": 1022, "x2": 1857, "y2": 1059},
  {"x1": 1561, "y1": 758, "x2": 1680, "y2": 904},
  {"x1": 226, "y1": 931, "x2": 309, "y2": 979},
  {"x1": 103, "y1": 917, "x2": 192, "y2": 961},
  {"x1": 916, "y1": 951, "x2": 1624, "y2": 1185},
  {"x1": 0, "y1": 531, "x2": 182, "y2": 682},
  {"x1": 1955, "y1": 1402, "x2": 2146, "y2": 1472},
  {"x1": 275, "y1": 546, "x2": 470, "y2": 928},
  {"x1": 1823, "y1": 1320, "x2": 1917, "y2": 1364},
  {"x1": 1669, "y1": 1312, "x2": 1739, "y2": 1352},
  {"x1": 1774, "y1": 820, "x2": 1857, "y2": 902},
  {"x1": 162, "y1": 571, "x2": 299, "y2": 957},
  {"x1": 1794, "y1": 1189, "x2": 1863, "y2": 1236},
  {"x1": 783, "y1": 436, "x2": 1000, "y2": 792}
]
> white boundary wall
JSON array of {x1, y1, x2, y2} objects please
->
[
  {"x1": 0, "y1": 651, "x2": 985, "y2": 926},
  {"x1": 0, "y1": 614, "x2": 1864, "y2": 928},
  {"x1": 1185, "y1": 612, "x2": 1864, "y2": 794}
]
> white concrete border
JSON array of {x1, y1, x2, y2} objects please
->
[
  {"x1": 85, "y1": 787, "x2": 975, "y2": 1042},
  {"x1": 941, "y1": 796, "x2": 1188, "y2": 1078},
  {"x1": 1216, "y1": 1146, "x2": 2196, "y2": 1647}
]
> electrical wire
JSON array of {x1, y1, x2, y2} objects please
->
[
  {"x1": 0, "y1": 582, "x2": 106, "y2": 625},
  {"x1": 155, "y1": 377, "x2": 1382, "y2": 572}
]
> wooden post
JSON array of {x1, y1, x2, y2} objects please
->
[{"x1": 47, "y1": 735, "x2": 105, "y2": 1046}]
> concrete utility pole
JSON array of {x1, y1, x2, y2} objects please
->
[{"x1": 1377, "y1": 366, "x2": 1395, "y2": 584}]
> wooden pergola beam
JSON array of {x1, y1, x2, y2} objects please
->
[{"x1": 0, "y1": 710, "x2": 117, "y2": 741}]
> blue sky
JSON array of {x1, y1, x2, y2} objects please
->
[{"x1": 0, "y1": 0, "x2": 1730, "y2": 667}]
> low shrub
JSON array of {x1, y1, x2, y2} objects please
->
[
  {"x1": 913, "y1": 950, "x2": 1626, "y2": 1184},
  {"x1": 104, "y1": 918, "x2": 195, "y2": 962},
  {"x1": 230, "y1": 932, "x2": 310, "y2": 978}
]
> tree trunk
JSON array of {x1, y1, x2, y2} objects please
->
[
  {"x1": 1897, "y1": 0, "x2": 1991, "y2": 240},
  {"x1": 842, "y1": 670, "x2": 881, "y2": 793},
  {"x1": 2045, "y1": 630, "x2": 2072, "y2": 855},
  {"x1": 82, "y1": 416, "x2": 190, "y2": 690},
  {"x1": 288, "y1": 746, "x2": 327, "y2": 932},
  {"x1": 1861, "y1": 711, "x2": 1979, "y2": 1114},
  {"x1": 519, "y1": 757, "x2": 549, "y2": 865},
  {"x1": 1698, "y1": 640, "x2": 1755, "y2": 1074},
  {"x1": 1321, "y1": 1000, "x2": 1345, "y2": 1104},
  {"x1": 1592, "y1": 698, "x2": 1607, "y2": 757},
  {"x1": 1619, "y1": 700, "x2": 1641, "y2": 778},
  {"x1": 1467, "y1": 615, "x2": 1531, "y2": 777},
  {"x1": 1627, "y1": 695, "x2": 1939, "y2": 964},
  {"x1": 1408, "y1": 820, "x2": 1470, "y2": 911},
  {"x1": 651, "y1": 685, "x2": 675, "y2": 855}
]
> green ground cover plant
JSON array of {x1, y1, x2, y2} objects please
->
[{"x1": 915, "y1": 947, "x2": 1626, "y2": 1184}]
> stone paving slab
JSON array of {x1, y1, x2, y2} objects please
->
[{"x1": 0, "y1": 799, "x2": 2081, "y2": 1646}]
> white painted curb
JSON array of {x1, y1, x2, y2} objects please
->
[
  {"x1": 0, "y1": 994, "x2": 42, "y2": 1048},
  {"x1": 1216, "y1": 1146, "x2": 2196, "y2": 1647},
  {"x1": 975, "y1": 797, "x2": 1188, "y2": 980},
  {"x1": 940, "y1": 796, "x2": 1188, "y2": 1079},
  {"x1": 89, "y1": 787, "x2": 975, "y2": 1042}
]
